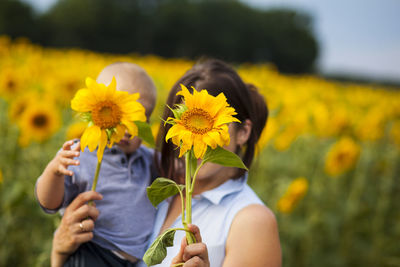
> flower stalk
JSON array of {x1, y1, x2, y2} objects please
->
[
  {"x1": 91, "y1": 160, "x2": 102, "y2": 192},
  {"x1": 184, "y1": 152, "x2": 196, "y2": 244}
]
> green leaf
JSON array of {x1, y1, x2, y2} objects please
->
[
  {"x1": 202, "y1": 146, "x2": 248, "y2": 171},
  {"x1": 146, "y1": 177, "x2": 185, "y2": 207},
  {"x1": 143, "y1": 228, "x2": 177, "y2": 266},
  {"x1": 170, "y1": 104, "x2": 187, "y2": 120},
  {"x1": 79, "y1": 112, "x2": 92, "y2": 122},
  {"x1": 135, "y1": 121, "x2": 155, "y2": 147}
]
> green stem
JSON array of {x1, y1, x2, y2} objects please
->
[
  {"x1": 190, "y1": 162, "x2": 204, "y2": 194},
  {"x1": 179, "y1": 188, "x2": 186, "y2": 228},
  {"x1": 171, "y1": 228, "x2": 197, "y2": 243},
  {"x1": 184, "y1": 153, "x2": 195, "y2": 244},
  {"x1": 88, "y1": 160, "x2": 102, "y2": 206}
]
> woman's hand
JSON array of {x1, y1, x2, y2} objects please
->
[
  {"x1": 170, "y1": 224, "x2": 210, "y2": 267},
  {"x1": 51, "y1": 191, "x2": 103, "y2": 267}
]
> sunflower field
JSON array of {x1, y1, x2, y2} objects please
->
[{"x1": 1, "y1": 36, "x2": 399, "y2": 266}]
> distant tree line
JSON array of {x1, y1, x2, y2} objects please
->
[{"x1": 0, "y1": 0, "x2": 319, "y2": 73}]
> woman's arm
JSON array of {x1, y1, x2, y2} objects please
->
[
  {"x1": 223, "y1": 204, "x2": 281, "y2": 267},
  {"x1": 51, "y1": 191, "x2": 102, "y2": 267}
]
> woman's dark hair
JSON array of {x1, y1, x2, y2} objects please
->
[{"x1": 155, "y1": 59, "x2": 268, "y2": 183}]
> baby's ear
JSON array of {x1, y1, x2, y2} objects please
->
[{"x1": 237, "y1": 119, "x2": 252, "y2": 146}]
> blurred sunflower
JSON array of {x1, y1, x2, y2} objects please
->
[
  {"x1": 256, "y1": 117, "x2": 278, "y2": 154},
  {"x1": 71, "y1": 77, "x2": 146, "y2": 161},
  {"x1": 0, "y1": 169, "x2": 3, "y2": 184},
  {"x1": 66, "y1": 121, "x2": 87, "y2": 140},
  {"x1": 274, "y1": 125, "x2": 298, "y2": 151},
  {"x1": 277, "y1": 177, "x2": 308, "y2": 214},
  {"x1": 324, "y1": 137, "x2": 361, "y2": 177},
  {"x1": 0, "y1": 68, "x2": 24, "y2": 99},
  {"x1": 45, "y1": 71, "x2": 84, "y2": 107},
  {"x1": 8, "y1": 91, "x2": 40, "y2": 122},
  {"x1": 165, "y1": 84, "x2": 240, "y2": 158},
  {"x1": 18, "y1": 102, "x2": 61, "y2": 147}
]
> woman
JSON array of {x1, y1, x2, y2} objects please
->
[{"x1": 51, "y1": 59, "x2": 281, "y2": 267}]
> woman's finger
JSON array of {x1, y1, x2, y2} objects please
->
[
  {"x1": 170, "y1": 237, "x2": 187, "y2": 266},
  {"x1": 75, "y1": 219, "x2": 95, "y2": 234},
  {"x1": 187, "y1": 224, "x2": 202, "y2": 243},
  {"x1": 74, "y1": 231, "x2": 94, "y2": 244},
  {"x1": 67, "y1": 191, "x2": 103, "y2": 211},
  {"x1": 183, "y1": 256, "x2": 208, "y2": 267},
  {"x1": 74, "y1": 204, "x2": 100, "y2": 222},
  {"x1": 182, "y1": 243, "x2": 209, "y2": 262}
]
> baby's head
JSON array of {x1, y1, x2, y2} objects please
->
[{"x1": 96, "y1": 62, "x2": 157, "y2": 154}]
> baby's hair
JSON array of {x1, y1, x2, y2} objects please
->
[
  {"x1": 97, "y1": 62, "x2": 157, "y2": 118},
  {"x1": 155, "y1": 59, "x2": 269, "y2": 182}
]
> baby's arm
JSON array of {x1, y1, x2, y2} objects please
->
[{"x1": 36, "y1": 140, "x2": 80, "y2": 210}]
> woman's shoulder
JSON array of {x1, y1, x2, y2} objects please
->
[
  {"x1": 233, "y1": 203, "x2": 277, "y2": 230},
  {"x1": 225, "y1": 204, "x2": 281, "y2": 267}
]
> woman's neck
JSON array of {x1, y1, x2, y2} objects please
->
[{"x1": 192, "y1": 167, "x2": 238, "y2": 195}]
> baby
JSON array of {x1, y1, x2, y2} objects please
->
[{"x1": 36, "y1": 62, "x2": 157, "y2": 265}]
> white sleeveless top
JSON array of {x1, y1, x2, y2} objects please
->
[{"x1": 138, "y1": 174, "x2": 264, "y2": 267}]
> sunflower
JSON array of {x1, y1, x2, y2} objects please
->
[
  {"x1": 324, "y1": 137, "x2": 361, "y2": 177},
  {"x1": 8, "y1": 91, "x2": 40, "y2": 123},
  {"x1": 277, "y1": 177, "x2": 308, "y2": 214},
  {"x1": 18, "y1": 102, "x2": 61, "y2": 147},
  {"x1": 71, "y1": 77, "x2": 146, "y2": 161},
  {"x1": 166, "y1": 84, "x2": 240, "y2": 158},
  {"x1": 0, "y1": 68, "x2": 24, "y2": 99}
]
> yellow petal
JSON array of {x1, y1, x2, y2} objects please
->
[
  {"x1": 214, "y1": 114, "x2": 240, "y2": 126},
  {"x1": 207, "y1": 130, "x2": 223, "y2": 147},
  {"x1": 80, "y1": 125, "x2": 101, "y2": 152},
  {"x1": 193, "y1": 135, "x2": 207, "y2": 158},
  {"x1": 71, "y1": 89, "x2": 95, "y2": 112},
  {"x1": 203, "y1": 132, "x2": 218, "y2": 149},
  {"x1": 208, "y1": 93, "x2": 228, "y2": 117},
  {"x1": 107, "y1": 77, "x2": 117, "y2": 96},
  {"x1": 85, "y1": 77, "x2": 96, "y2": 89},
  {"x1": 109, "y1": 124, "x2": 126, "y2": 146},
  {"x1": 97, "y1": 130, "x2": 108, "y2": 162},
  {"x1": 177, "y1": 84, "x2": 194, "y2": 108},
  {"x1": 122, "y1": 119, "x2": 138, "y2": 138},
  {"x1": 180, "y1": 131, "x2": 193, "y2": 148},
  {"x1": 215, "y1": 124, "x2": 230, "y2": 145},
  {"x1": 165, "y1": 124, "x2": 184, "y2": 142}
]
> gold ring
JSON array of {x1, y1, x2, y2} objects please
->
[{"x1": 79, "y1": 222, "x2": 85, "y2": 232}]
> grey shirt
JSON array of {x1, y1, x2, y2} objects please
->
[{"x1": 37, "y1": 143, "x2": 157, "y2": 259}]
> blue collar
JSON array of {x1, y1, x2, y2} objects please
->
[{"x1": 194, "y1": 173, "x2": 248, "y2": 205}]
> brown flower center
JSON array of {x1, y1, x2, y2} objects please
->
[
  {"x1": 32, "y1": 113, "x2": 48, "y2": 128},
  {"x1": 180, "y1": 108, "x2": 214, "y2": 135},
  {"x1": 91, "y1": 101, "x2": 122, "y2": 129}
]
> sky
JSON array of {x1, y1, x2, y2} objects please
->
[{"x1": 23, "y1": 0, "x2": 400, "y2": 82}]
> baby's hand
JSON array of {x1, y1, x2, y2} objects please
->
[{"x1": 52, "y1": 140, "x2": 81, "y2": 177}]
